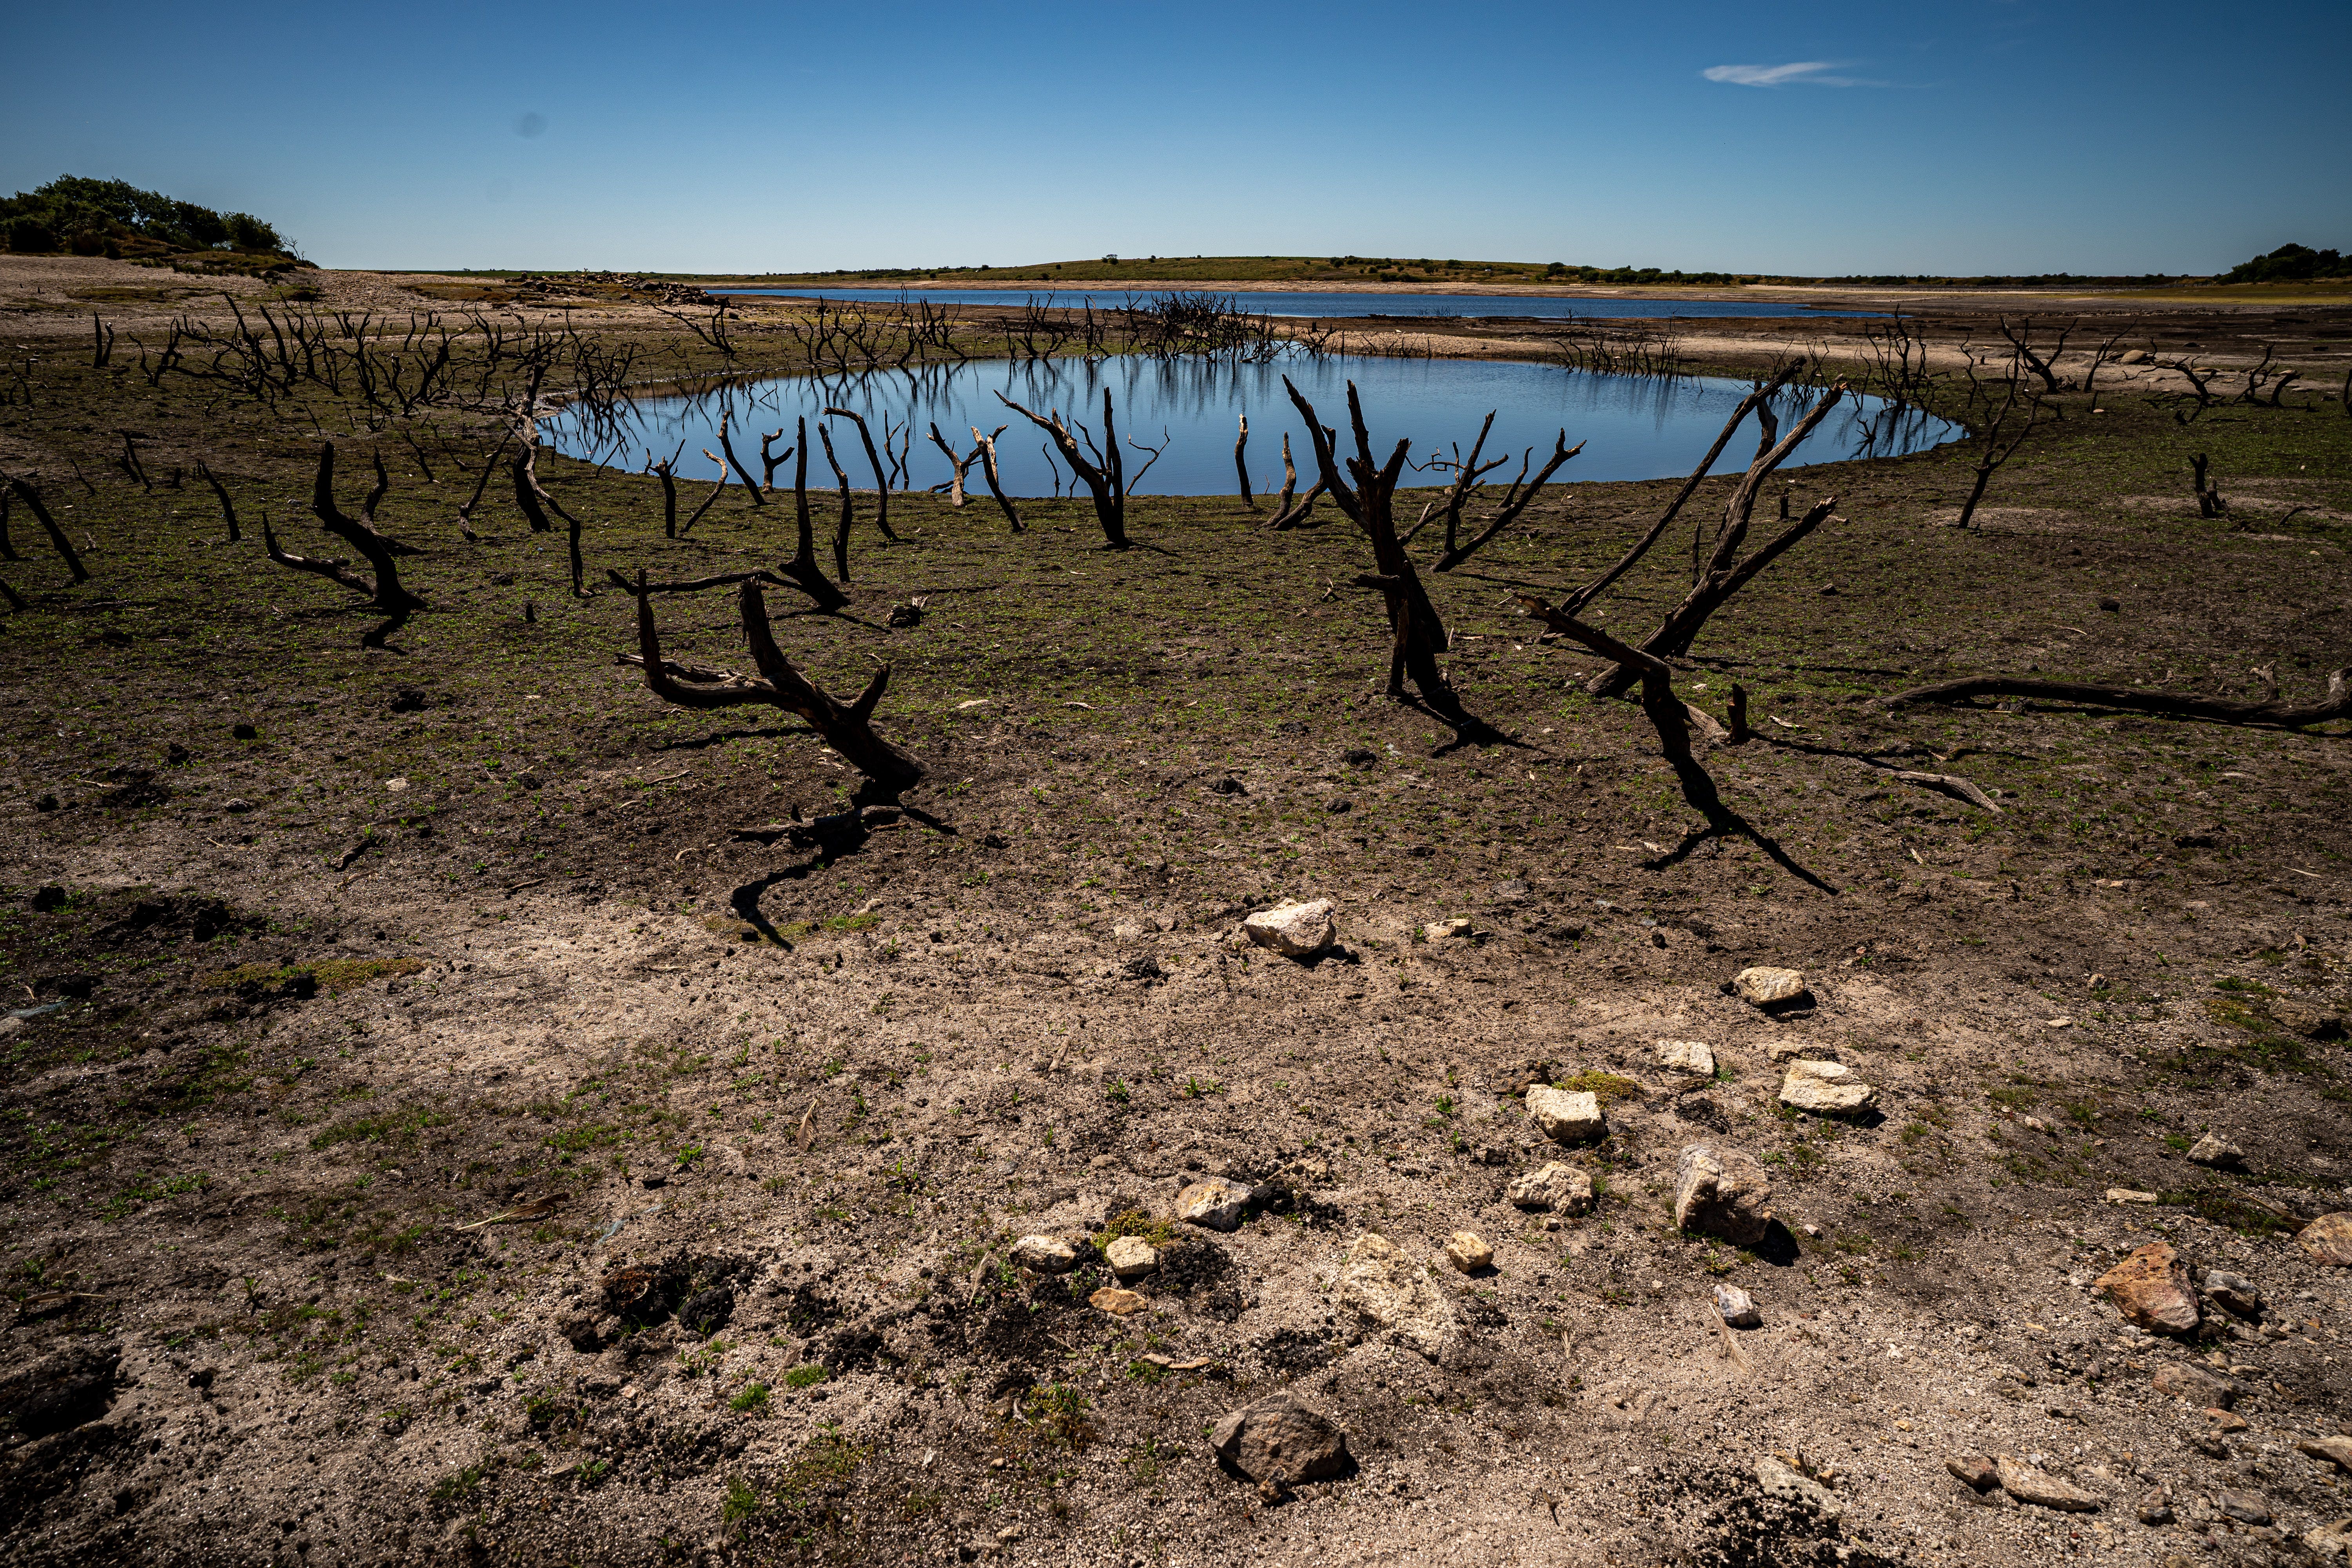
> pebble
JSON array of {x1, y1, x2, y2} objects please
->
[
  {"x1": 1104, "y1": 1236, "x2": 1160, "y2": 1280},
  {"x1": 1754, "y1": 1457, "x2": 1842, "y2": 1520},
  {"x1": 1993, "y1": 1455, "x2": 2103, "y2": 1512},
  {"x1": 2104, "y1": 1188, "x2": 2161, "y2": 1205},
  {"x1": 1443, "y1": 1231, "x2": 1492, "y2": 1273},
  {"x1": 1945, "y1": 1453, "x2": 1999, "y2": 1492},
  {"x1": 1009, "y1": 1235, "x2": 1076, "y2": 1274},
  {"x1": 1421, "y1": 918, "x2": 1473, "y2": 941},
  {"x1": 1713, "y1": 1283, "x2": 1761, "y2": 1328},
  {"x1": 2298, "y1": 1212, "x2": 2352, "y2": 1267},
  {"x1": 1524, "y1": 1085, "x2": 1605, "y2": 1144},
  {"x1": 1339, "y1": 1232, "x2": 1457, "y2": 1359},
  {"x1": 1173, "y1": 1178, "x2": 1253, "y2": 1232},
  {"x1": 2201, "y1": 1268, "x2": 2263, "y2": 1320},
  {"x1": 2188, "y1": 1133, "x2": 2246, "y2": 1170},
  {"x1": 2298, "y1": 1436, "x2": 2352, "y2": 1475},
  {"x1": 2152, "y1": 1361, "x2": 2241, "y2": 1408},
  {"x1": 1089, "y1": 1287, "x2": 1147, "y2": 1316},
  {"x1": 1242, "y1": 899, "x2": 1335, "y2": 959}
]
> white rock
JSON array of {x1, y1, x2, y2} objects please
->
[
  {"x1": 1103, "y1": 1235, "x2": 1160, "y2": 1280},
  {"x1": 1657, "y1": 1039, "x2": 1715, "y2": 1076},
  {"x1": 1422, "y1": 918, "x2": 1473, "y2": 941},
  {"x1": 1443, "y1": 1231, "x2": 1492, "y2": 1273},
  {"x1": 1713, "y1": 1283, "x2": 1761, "y2": 1328},
  {"x1": 1339, "y1": 1232, "x2": 1457, "y2": 1359},
  {"x1": 1525, "y1": 1085, "x2": 1605, "y2": 1144},
  {"x1": 1174, "y1": 1178, "x2": 1254, "y2": 1232},
  {"x1": 1010, "y1": 1234, "x2": 1075, "y2": 1274},
  {"x1": 1777, "y1": 1060, "x2": 1877, "y2": 1114},
  {"x1": 2104, "y1": 1188, "x2": 2160, "y2": 1205},
  {"x1": 2188, "y1": 1133, "x2": 2245, "y2": 1170},
  {"x1": 1243, "y1": 899, "x2": 1335, "y2": 959},
  {"x1": 1508, "y1": 1162, "x2": 1594, "y2": 1215},
  {"x1": 1675, "y1": 1144, "x2": 1775, "y2": 1245},
  {"x1": 1755, "y1": 1457, "x2": 1841, "y2": 1520},
  {"x1": 1730, "y1": 967, "x2": 1811, "y2": 1008}
]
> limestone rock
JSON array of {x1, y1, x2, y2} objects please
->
[
  {"x1": 1174, "y1": 1178, "x2": 1253, "y2": 1232},
  {"x1": 2298, "y1": 1212, "x2": 2352, "y2": 1266},
  {"x1": 1243, "y1": 899, "x2": 1334, "y2": 959},
  {"x1": 1010, "y1": 1235, "x2": 1076, "y2": 1274},
  {"x1": 1103, "y1": 1236, "x2": 1160, "y2": 1280},
  {"x1": 2307, "y1": 1519, "x2": 2352, "y2": 1564},
  {"x1": 2298, "y1": 1436, "x2": 2352, "y2": 1476},
  {"x1": 2118, "y1": 348, "x2": 2151, "y2": 365},
  {"x1": 1728, "y1": 967, "x2": 1811, "y2": 1010},
  {"x1": 1339, "y1": 1232, "x2": 1457, "y2": 1359},
  {"x1": 1443, "y1": 1231, "x2": 1492, "y2": 1274},
  {"x1": 2103, "y1": 1188, "x2": 2160, "y2": 1205},
  {"x1": 1422, "y1": 918, "x2": 1473, "y2": 941},
  {"x1": 2201, "y1": 1268, "x2": 2263, "y2": 1320},
  {"x1": 2152, "y1": 1361, "x2": 2240, "y2": 1408},
  {"x1": 1712, "y1": 1283, "x2": 1760, "y2": 1328},
  {"x1": 1674, "y1": 1144, "x2": 1775, "y2": 1246},
  {"x1": 1089, "y1": 1287, "x2": 1147, "y2": 1316},
  {"x1": 1525, "y1": 1085, "x2": 1605, "y2": 1144},
  {"x1": 1945, "y1": 1453, "x2": 1998, "y2": 1492},
  {"x1": 1993, "y1": 1455, "x2": 2102, "y2": 1512},
  {"x1": 1777, "y1": 1060, "x2": 1876, "y2": 1114},
  {"x1": 1754, "y1": 1457, "x2": 1841, "y2": 1520},
  {"x1": 1508, "y1": 1162, "x2": 1593, "y2": 1215},
  {"x1": 2094, "y1": 1243, "x2": 2200, "y2": 1334},
  {"x1": 1657, "y1": 1039, "x2": 1716, "y2": 1077},
  {"x1": 2187, "y1": 1133, "x2": 2245, "y2": 1170},
  {"x1": 1210, "y1": 1392, "x2": 1348, "y2": 1483}
]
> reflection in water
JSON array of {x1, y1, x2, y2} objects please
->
[{"x1": 543, "y1": 356, "x2": 1959, "y2": 499}]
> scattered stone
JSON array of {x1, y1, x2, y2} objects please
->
[
  {"x1": 1945, "y1": 1453, "x2": 1999, "y2": 1492},
  {"x1": 2118, "y1": 348, "x2": 2152, "y2": 365},
  {"x1": 1339, "y1": 1232, "x2": 1457, "y2": 1359},
  {"x1": 1210, "y1": 1392, "x2": 1348, "y2": 1483},
  {"x1": 1089, "y1": 1287, "x2": 1147, "y2": 1316},
  {"x1": 1728, "y1": 967, "x2": 1811, "y2": 1010},
  {"x1": 1754, "y1": 1456, "x2": 1842, "y2": 1520},
  {"x1": 2153, "y1": 1361, "x2": 2241, "y2": 1408},
  {"x1": 1657, "y1": 1039, "x2": 1716, "y2": 1076},
  {"x1": 1422, "y1": 918, "x2": 1473, "y2": 941},
  {"x1": 2307, "y1": 1519, "x2": 2352, "y2": 1563},
  {"x1": 1713, "y1": 1283, "x2": 1761, "y2": 1328},
  {"x1": 1443, "y1": 1231, "x2": 1492, "y2": 1274},
  {"x1": 2188, "y1": 1134, "x2": 2246, "y2": 1170},
  {"x1": 1777, "y1": 1060, "x2": 1877, "y2": 1114},
  {"x1": 2272, "y1": 999, "x2": 2349, "y2": 1041},
  {"x1": 221, "y1": 797, "x2": 254, "y2": 814},
  {"x1": 2201, "y1": 1269, "x2": 2263, "y2": 1320},
  {"x1": 1764, "y1": 1039, "x2": 1838, "y2": 1063},
  {"x1": 1009, "y1": 1235, "x2": 1076, "y2": 1274},
  {"x1": 1174, "y1": 1178, "x2": 1254, "y2": 1232},
  {"x1": 1507, "y1": 1162, "x2": 1594, "y2": 1216},
  {"x1": 1525, "y1": 1085, "x2": 1605, "y2": 1144},
  {"x1": 2298, "y1": 1212, "x2": 2352, "y2": 1267},
  {"x1": 2298, "y1": 1436, "x2": 2352, "y2": 1475},
  {"x1": 2095, "y1": 1243, "x2": 2201, "y2": 1334},
  {"x1": 2215, "y1": 1490, "x2": 2273, "y2": 1525},
  {"x1": 1674, "y1": 1144, "x2": 1775, "y2": 1246},
  {"x1": 2137, "y1": 1492, "x2": 2175, "y2": 1526},
  {"x1": 1103, "y1": 1236, "x2": 1160, "y2": 1280},
  {"x1": 1242, "y1": 899, "x2": 1334, "y2": 959},
  {"x1": 2105, "y1": 1188, "x2": 2161, "y2": 1205},
  {"x1": 2206, "y1": 1408, "x2": 2249, "y2": 1433},
  {"x1": 1993, "y1": 1455, "x2": 2102, "y2": 1512}
]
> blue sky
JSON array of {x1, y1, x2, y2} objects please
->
[{"x1": 5, "y1": 1, "x2": 2347, "y2": 275}]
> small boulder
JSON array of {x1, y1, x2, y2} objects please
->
[
  {"x1": 1657, "y1": 1039, "x2": 1715, "y2": 1077},
  {"x1": 2308, "y1": 1519, "x2": 2352, "y2": 1563},
  {"x1": 1993, "y1": 1455, "x2": 2102, "y2": 1512},
  {"x1": 1525, "y1": 1085, "x2": 1605, "y2": 1144},
  {"x1": 2201, "y1": 1268, "x2": 2263, "y2": 1320},
  {"x1": 1508, "y1": 1162, "x2": 1594, "y2": 1215},
  {"x1": 1089, "y1": 1287, "x2": 1147, "y2": 1316},
  {"x1": 2271, "y1": 998, "x2": 2348, "y2": 1040},
  {"x1": 1777, "y1": 1060, "x2": 1876, "y2": 1114},
  {"x1": 2215, "y1": 1490, "x2": 2273, "y2": 1526},
  {"x1": 1728, "y1": 967, "x2": 1811, "y2": 1010},
  {"x1": 1010, "y1": 1235, "x2": 1076, "y2": 1274},
  {"x1": 1243, "y1": 899, "x2": 1335, "y2": 959},
  {"x1": 1443, "y1": 1231, "x2": 1492, "y2": 1273},
  {"x1": 1945, "y1": 1453, "x2": 1999, "y2": 1492},
  {"x1": 1339, "y1": 1232, "x2": 1457, "y2": 1359},
  {"x1": 2118, "y1": 348, "x2": 2151, "y2": 365},
  {"x1": 2298, "y1": 1436, "x2": 2352, "y2": 1476},
  {"x1": 2187, "y1": 1133, "x2": 2246, "y2": 1170},
  {"x1": 1422, "y1": 918, "x2": 1473, "y2": 942},
  {"x1": 2298, "y1": 1212, "x2": 2352, "y2": 1267},
  {"x1": 1712, "y1": 1283, "x2": 1760, "y2": 1328},
  {"x1": 1174, "y1": 1178, "x2": 1254, "y2": 1232},
  {"x1": 2152, "y1": 1360, "x2": 2240, "y2": 1408},
  {"x1": 1103, "y1": 1236, "x2": 1160, "y2": 1280},
  {"x1": 1754, "y1": 1457, "x2": 1841, "y2": 1520},
  {"x1": 2094, "y1": 1243, "x2": 2200, "y2": 1334},
  {"x1": 1674, "y1": 1144, "x2": 1775, "y2": 1246},
  {"x1": 1210, "y1": 1392, "x2": 1348, "y2": 1483}
]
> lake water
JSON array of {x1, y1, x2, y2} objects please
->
[
  {"x1": 544, "y1": 356, "x2": 1956, "y2": 499},
  {"x1": 711, "y1": 287, "x2": 1882, "y2": 322}
]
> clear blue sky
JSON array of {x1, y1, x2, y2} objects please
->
[{"x1": 5, "y1": 0, "x2": 2346, "y2": 276}]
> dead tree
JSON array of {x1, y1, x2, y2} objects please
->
[
  {"x1": 1234, "y1": 413, "x2": 1256, "y2": 509},
  {"x1": 677, "y1": 451, "x2": 729, "y2": 536},
  {"x1": 650, "y1": 442, "x2": 684, "y2": 537},
  {"x1": 91, "y1": 314, "x2": 114, "y2": 369},
  {"x1": 1878, "y1": 668, "x2": 2350, "y2": 729},
  {"x1": 927, "y1": 423, "x2": 976, "y2": 507},
  {"x1": 716, "y1": 411, "x2": 765, "y2": 506},
  {"x1": 1996, "y1": 318, "x2": 2075, "y2": 396},
  {"x1": 0, "y1": 485, "x2": 13, "y2": 560},
  {"x1": 996, "y1": 389, "x2": 1130, "y2": 548},
  {"x1": 510, "y1": 441, "x2": 562, "y2": 534},
  {"x1": 306, "y1": 446, "x2": 426, "y2": 613},
  {"x1": 2190, "y1": 452, "x2": 2226, "y2": 519},
  {"x1": 1429, "y1": 419, "x2": 1583, "y2": 572},
  {"x1": 1272, "y1": 432, "x2": 1297, "y2": 515},
  {"x1": 263, "y1": 505, "x2": 376, "y2": 600},
  {"x1": 822, "y1": 407, "x2": 898, "y2": 541},
  {"x1": 620, "y1": 572, "x2": 920, "y2": 786},
  {"x1": 816, "y1": 421, "x2": 856, "y2": 583},
  {"x1": 758, "y1": 429, "x2": 794, "y2": 492},
  {"x1": 2, "y1": 473, "x2": 91, "y2": 584},
  {"x1": 779, "y1": 417, "x2": 849, "y2": 610},
  {"x1": 195, "y1": 461, "x2": 241, "y2": 542},
  {"x1": 1281, "y1": 377, "x2": 1452, "y2": 706},
  {"x1": 970, "y1": 425, "x2": 1022, "y2": 532},
  {"x1": 1953, "y1": 354, "x2": 2051, "y2": 531}
]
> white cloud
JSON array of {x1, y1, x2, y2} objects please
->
[{"x1": 1702, "y1": 61, "x2": 1870, "y2": 87}]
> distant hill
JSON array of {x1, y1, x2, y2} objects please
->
[{"x1": 1, "y1": 176, "x2": 300, "y2": 267}]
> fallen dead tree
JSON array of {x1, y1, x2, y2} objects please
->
[
  {"x1": 618, "y1": 572, "x2": 919, "y2": 786},
  {"x1": 1876, "y1": 669, "x2": 2352, "y2": 728},
  {"x1": 2, "y1": 472, "x2": 92, "y2": 584}
]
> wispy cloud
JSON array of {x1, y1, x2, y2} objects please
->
[{"x1": 1702, "y1": 61, "x2": 1874, "y2": 87}]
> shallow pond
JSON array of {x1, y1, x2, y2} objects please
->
[
  {"x1": 713, "y1": 286, "x2": 1883, "y2": 322},
  {"x1": 544, "y1": 356, "x2": 1957, "y2": 499}
]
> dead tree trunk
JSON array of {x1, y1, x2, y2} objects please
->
[
  {"x1": 2191, "y1": 452, "x2": 2226, "y2": 519},
  {"x1": 4, "y1": 473, "x2": 91, "y2": 583},
  {"x1": 817, "y1": 421, "x2": 855, "y2": 583},
  {"x1": 996, "y1": 388, "x2": 1129, "y2": 548},
  {"x1": 678, "y1": 452, "x2": 728, "y2": 535},
  {"x1": 1433, "y1": 426, "x2": 1582, "y2": 572},
  {"x1": 263, "y1": 507, "x2": 374, "y2": 599},
  {"x1": 1268, "y1": 478, "x2": 1326, "y2": 530},
  {"x1": 310, "y1": 445, "x2": 425, "y2": 613},
  {"x1": 822, "y1": 407, "x2": 897, "y2": 541},
  {"x1": 717, "y1": 411, "x2": 765, "y2": 506},
  {"x1": 1235, "y1": 413, "x2": 1256, "y2": 509},
  {"x1": 1953, "y1": 355, "x2": 2050, "y2": 530},
  {"x1": 0, "y1": 486, "x2": 14, "y2": 561},
  {"x1": 1281, "y1": 377, "x2": 1452, "y2": 706},
  {"x1": 927, "y1": 423, "x2": 975, "y2": 507},
  {"x1": 758, "y1": 429, "x2": 793, "y2": 492},
  {"x1": 653, "y1": 453, "x2": 680, "y2": 537},
  {"x1": 1877, "y1": 668, "x2": 2350, "y2": 728},
  {"x1": 620, "y1": 572, "x2": 921, "y2": 786},
  {"x1": 196, "y1": 461, "x2": 241, "y2": 542},
  {"x1": 1273, "y1": 431, "x2": 1297, "y2": 515},
  {"x1": 971, "y1": 424, "x2": 1022, "y2": 532},
  {"x1": 779, "y1": 417, "x2": 848, "y2": 610}
]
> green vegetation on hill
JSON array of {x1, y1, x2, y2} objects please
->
[
  {"x1": 1, "y1": 175, "x2": 298, "y2": 265},
  {"x1": 2220, "y1": 243, "x2": 2352, "y2": 285}
]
